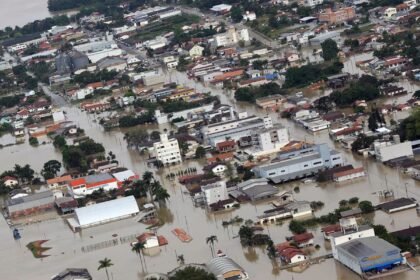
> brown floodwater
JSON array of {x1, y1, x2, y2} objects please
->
[{"x1": 0, "y1": 62, "x2": 420, "y2": 279}]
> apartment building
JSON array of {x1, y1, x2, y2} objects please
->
[
  {"x1": 202, "y1": 113, "x2": 273, "y2": 146},
  {"x1": 153, "y1": 134, "x2": 182, "y2": 165}
]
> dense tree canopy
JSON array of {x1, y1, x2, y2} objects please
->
[
  {"x1": 321, "y1": 39, "x2": 339, "y2": 61},
  {"x1": 169, "y1": 266, "x2": 216, "y2": 280},
  {"x1": 398, "y1": 109, "x2": 420, "y2": 141},
  {"x1": 234, "y1": 82, "x2": 284, "y2": 103},
  {"x1": 283, "y1": 62, "x2": 343, "y2": 88},
  {"x1": 330, "y1": 75, "x2": 379, "y2": 107}
]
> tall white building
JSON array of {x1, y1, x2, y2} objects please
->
[
  {"x1": 201, "y1": 180, "x2": 228, "y2": 206},
  {"x1": 153, "y1": 134, "x2": 182, "y2": 165},
  {"x1": 213, "y1": 27, "x2": 250, "y2": 48}
]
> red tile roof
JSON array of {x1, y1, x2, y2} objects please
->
[{"x1": 292, "y1": 232, "x2": 314, "y2": 244}]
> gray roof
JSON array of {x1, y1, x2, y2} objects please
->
[
  {"x1": 206, "y1": 257, "x2": 245, "y2": 277},
  {"x1": 340, "y1": 208, "x2": 362, "y2": 218},
  {"x1": 6, "y1": 191, "x2": 55, "y2": 212},
  {"x1": 257, "y1": 153, "x2": 321, "y2": 172},
  {"x1": 237, "y1": 178, "x2": 278, "y2": 200},
  {"x1": 337, "y1": 236, "x2": 400, "y2": 259},
  {"x1": 270, "y1": 166, "x2": 323, "y2": 184},
  {"x1": 96, "y1": 57, "x2": 126, "y2": 69},
  {"x1": 6, "y1": 190, "x2": 53, "y2": 206},
  {"x1": 84, "y1": 173, "x2": 114, "y2": 184},
  {"x1": 51, "y1": 268, "x2": 92, "y2": 280}
]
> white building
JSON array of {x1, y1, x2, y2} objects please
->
[
  {"x1": 243, "y1": 11, "x2": 257, "y2": 21},
  {"x1": 330, "y1": 217, "x2": 375, "y2": 259},
  {"x1": 212, "y1": 27, "x2": 250, "y2": 48},
  {"x1": 302, "y1": 0, "x2": 324, "y2": 7},
  {"x1": 245, "y1": 125, "x2": 290, "y2": 157},
  {"x1": 201, "y1": 180, "x2": 228, "y2": 206},
  {"x1": 373, "y1": 140, "x2": 413, "y2": 162},
  {"x1": 153, "y1": 134, "x2": 182, "y2": 165},
  {"x1": 67, "y1": 196, "x2": 139, "y2": 231}
]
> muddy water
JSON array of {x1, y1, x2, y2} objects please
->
[{"x1": 1, "y1": 66, "x2": 420, "y2": 279}]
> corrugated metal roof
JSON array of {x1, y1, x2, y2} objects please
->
[
  {"x1": 337, "y1": 236, "x2": 400, "y2": 259},
  {"x1": 75, "y1": 196, "x2": 139, "y2": 227},
  {"x1": 207, "y1": 256, "x2": 244, "y2": 277}
]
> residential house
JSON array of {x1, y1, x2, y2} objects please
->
[
  {"x1": 276, "y1": 242, "x2": 308, "y2": 264},
  {"x1": 216, "y1": 140, "x2": 236, "y2": 153},
  {"x1": 2, "y1": 176, "x2": 18, "y2": 187},
  {"x1": 6, "y1": 190, "x2": 55, "y2": 219},
  {"x1": 46, "y1": 175, "x2": 72, "y2": 189},
  {"x1": 189, "y1": 44, "x2": 204, "y2": 58},
  {"x1": 333, "y1": 167, "x2": 366, "y2": 182},
  {"x1": 292, "y1": 232, "x2": 314, "y2": 248}
]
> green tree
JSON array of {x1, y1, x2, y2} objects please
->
[
  {"x1": 321, "y1": 39, "x2": 339, "y2": 61},
  {"x1": 132, "y1": 241, "x2": 146, "y2": 272},
  {"x1": 206, "y1": 235, "x2": 218, "y2": 257},
  {"x1": 29, "y1": 137, "x2": 39, "y2": 146},
  {"x1": 349, "y1": 197, "x2": 359, "y2": 204},
  {"x1": 195, "y1": 146, "x2": 206, "y2": 159},
  {"x1": 359, "y1": 200, "x2": 374, "y2": 214},
  {"x1": 53, "y1": 135, "x2": 67, "y2": 149},
  {"x1": 169, "y1": 267, "x2": 216, "y2": 280},
  {"x1": 230, "y1": 6, "x2": 243, "y2": 23},
  {"x1": 289, "y1": 220, "x2": 306, "y2": 234},
  {"x1": 238, "y1": 225, "x2": 254, "y2": 246},
  {"x1": 98, "y1": 258, "x2": 113, "y2": 280},
  {"x1": 153, "y1": 186, "x2": 170, "y2": 205},
  {"x1": 41, "y1": 160, "x2": 62, "y2": 180},
  {"x1": 14, "y1": 164, "x2": 34, "y2": 184}
]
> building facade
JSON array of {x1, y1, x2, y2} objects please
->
[
  {"x1": 153, "y1": 134, "x2": 182, "y2": 165},
  {"x1": 253, "y1": 144, "x2": 343, "y2": 183}
]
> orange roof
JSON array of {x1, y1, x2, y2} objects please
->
[
  {"x1": 213, "y1": 69, "x2": 244, "y2": 81},
  {"x1": 87, "y1": 178, "x2": 117, "y2": 189},
  {"x1": 207, "y1": 152, "x2": 234, "y2": 163},
  {"x1": 47, "y1": 175, "x2": 72, "y2": 185},
  {"x1": 70, "y1": 178, "x2": 86, "y2": 187},
  {"x1": 216, "y1": 140, "x2": 236, "y2": 149},
  {"x1": 86, "y1": 81, "x2": 103, "y2": 89}
]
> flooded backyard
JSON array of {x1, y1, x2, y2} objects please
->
[{"x1": 1, "y1": 65, "x2": 420, "y2": 279}]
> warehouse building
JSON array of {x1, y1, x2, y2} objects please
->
[
  {"x1": 336, "y1": 236, "x2": 403, "y2": 275},
  {"x1": 67, "y1": 196, "x2": 139, "y2": 231},
  {"x1": 6, "y1": 190, "x2": 55, "y2": 219},
  {"x1": 253, "y1": 143, "x2": 343, "y2": 183}
]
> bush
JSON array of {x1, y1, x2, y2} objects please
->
[
  {"x1": 359, "y1": 200, "x2": 374, "y2": 213},
  {"x1": 289, "y1": 220, "x2": 306, "y2": 234},
  {"x1": 29, "y1": 137, "x2": 39, "y2": 146},
  {"x1": 349, "y1": 197, "x2": 359, "y2": 204}
]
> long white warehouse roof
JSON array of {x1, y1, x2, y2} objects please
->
[{"x1": 75, "y1": 196, "x2": 139, "y2": 227}]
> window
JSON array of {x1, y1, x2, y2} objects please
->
[
  {"x1": 304, "y1": 164, "x2": 308, "y2": 167},
  {"x1": 332, "y1": 157, "x2": 340, "y2": 160},
  {"x1": 268, "y1": 172, "x2": 276, "y2": 176},
  {"x1": 281, "y1": 170, "x2": 286, "y2": 173},
  {"x1": 313, "y1": 161, "x2": 322, "y2": 165},
  {"x1": 325, "y1": 160, "x2": 329, "y2": 162}
]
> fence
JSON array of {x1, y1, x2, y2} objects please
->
[{"x1": 81, "y1": 238, "x2": 119, "y2": 253}]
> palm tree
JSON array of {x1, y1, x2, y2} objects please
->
[
  {"x1": 142, "y1": 171, "x2": 154, "y2": 185},
  {"x1": 132, "y1": 241, "x2": 146, "y2": 272},
  {"x1": 98, "y1": 258, "x2": 113, "y2": 280},
  {"x1": 206, "y1": 235, "x2": 218, "y2": 257},
  {"x1": 177, "y1": 254, "x2": 185, "y2": 265},
  {"x1": 153, "y1": 187, "x2": 170, "y2": 206}
]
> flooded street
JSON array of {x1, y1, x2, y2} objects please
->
[{"x1": 1, "y1": 65, "x2": 420, "y2": 279}]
